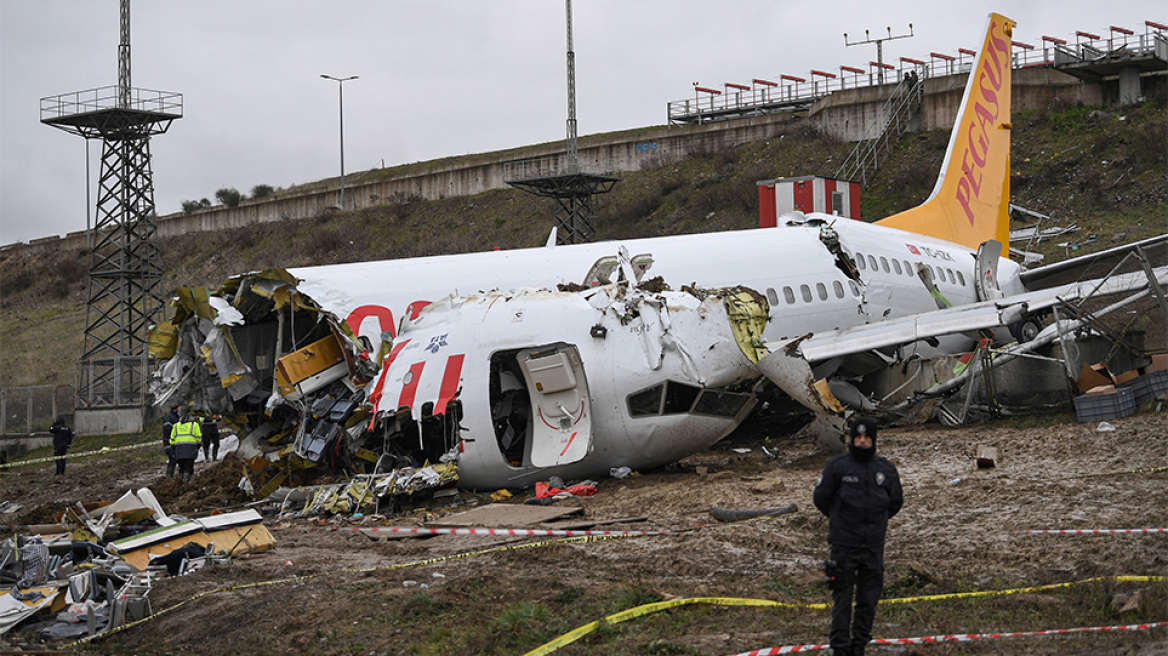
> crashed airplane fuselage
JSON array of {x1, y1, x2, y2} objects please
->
[{"x1": 367, "y1": 283, "x2": 767, "y2": 488}]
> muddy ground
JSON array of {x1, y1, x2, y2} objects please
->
[{"x1": 1, "y1": 410, "x2": 1166, "y2": 655}]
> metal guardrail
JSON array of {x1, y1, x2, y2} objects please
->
[
  {"x1": 40, "y1": 85, "x2": 184, "y2": 122},
  {"x1": 503, "y1": 156, "x2": 623, "y2": 181},
  {"x1": 668, "y1": 26, "x2": 1167, "y2": 126}
]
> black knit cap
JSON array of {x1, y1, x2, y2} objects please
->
[{"x1": 849, "y1": 416, "x2": 878, "y2": 443}]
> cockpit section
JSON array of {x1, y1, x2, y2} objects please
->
[{"x1": 627, "y1": 380, "x2": 755, "y2": 419}]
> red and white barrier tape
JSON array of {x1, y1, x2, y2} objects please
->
[
  {"x1": 730, "y1": 621, "x2": 1168, "y2": 655},
  {"x1": 316, "y1": 525, "x2": 691, "y2": 538},
  {"x1": 728, "y1": 620, "x2": 1168, "y2": 648},
  {"x1": 1026, "y1": 528, "x2": 1168, "y2": 535}
]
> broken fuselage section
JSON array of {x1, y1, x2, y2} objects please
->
[{"x1": 149, "y1": 270, "x2": 769, "y2": 494}]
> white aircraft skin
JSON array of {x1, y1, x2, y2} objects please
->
[
  {"x1": 372, "y1": 283, "x2": 764, "y2": 488},
  {"x1": 294, "y1": 219, "x2": 1021, "y2": 355}
]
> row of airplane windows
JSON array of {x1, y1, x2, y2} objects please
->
[
  {"x1": 765, "y1": 253, "x2": 969, "y2": 306},
  {"x1": 855, "y1": 251, "x2": 968, "y2": 288}
]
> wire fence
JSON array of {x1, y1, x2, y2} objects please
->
[{"x1": 1, "y1": 386, "x2": 75, "y2": 436}]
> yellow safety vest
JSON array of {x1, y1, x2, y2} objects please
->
[{"x1": 170, "y1": 420, "x2": 203, "y2": 446}]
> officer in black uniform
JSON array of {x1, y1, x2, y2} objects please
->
[
  {"x1": 49, "y1": 416, "x2": 75, "y2": 476},
  {"x1": 813, "y1": 416, "x2": 903, "y2": 656}
]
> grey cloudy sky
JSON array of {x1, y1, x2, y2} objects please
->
[{"x1": 1, "y1": 1, "x2": 1162, "y2": 245}]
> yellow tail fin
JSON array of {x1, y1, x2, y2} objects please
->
[{"x1": 876, "y1": 12, "x2": 1015, "y2": 253}]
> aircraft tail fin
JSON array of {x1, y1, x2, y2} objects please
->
[{"x1": 876, "y1": 13, "x2": 1015, "y2": 254}]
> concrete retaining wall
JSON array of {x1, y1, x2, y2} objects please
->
[{"x1": 3, "y1": 69, "x2": 1102, "y2": 257}]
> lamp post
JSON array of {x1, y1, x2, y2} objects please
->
[{"x1": 320, "y1": 74, "x2": 358, "y2": 210}]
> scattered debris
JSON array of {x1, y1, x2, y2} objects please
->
[
  {"x1": 973, "y1": 445, "x2": 998, "y2": 469},
  {"x1": 0, "y1": 488, "x2": 274, "y2": 642},
  {"x1": 428, "y1": 503, "x2": 583, "y2": 528},
  {"x1": 708, "y1": 503, "x2": 798, "y2": 522}
]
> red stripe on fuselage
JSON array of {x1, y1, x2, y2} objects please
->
[
  {"x1": 435, "y1": 354, "x2": 465, "y2": 414},
  {"x1": 398, "y1": 362, "x2": 426, "y2": 410}
]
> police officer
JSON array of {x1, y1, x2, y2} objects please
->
[
  {"x1": 49, "y1": 416, "x2": 74, "y2": 476},
  {"x1": 168, "y1": 408, "x2": 203, "y2": 484},
  {"x1": 813, "y1": 416, "x2": 903, "y2": 656}
]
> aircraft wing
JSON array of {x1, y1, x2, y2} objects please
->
[
  {"x1": 1019, "y1": 234, "x2": 1167, "y2": 291},
  {"x1": 784, "y1": 266, "x2": 1167, "y2": 363}
]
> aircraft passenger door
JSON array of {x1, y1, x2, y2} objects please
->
[
  {"x1": 517, "y1": 344, "x2": 593, "y2": 467},
  {"x1": 975, "y1": 240, "x2": 1005, "y2": 301}
]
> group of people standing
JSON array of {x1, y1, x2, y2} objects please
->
[{"x1": 161, "y1": 405, "x2": 222, "y2": 484}]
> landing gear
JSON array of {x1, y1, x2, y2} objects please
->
[{"x1": 1008, "y1": 317, "x2": 1043, "y2": 343}]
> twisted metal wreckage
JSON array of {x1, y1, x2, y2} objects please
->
[
  {"x1": 1, "y1": 490, "x2": 274, "y2": 640},
  {"x1": 147, "y1": 266, "x2": 774, "y2": 510}
]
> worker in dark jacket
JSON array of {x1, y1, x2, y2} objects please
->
[
  {"x1": 49, "y1": 417, "x2": 75, "y2": 476},
  {"x1": 201, "y1": 415, "x2": 221, "y2": 462},
  {"x1": 162, "y1": 405, "x2": 180, "y2": 478},
  {"x1": 169, "y1": 408, "x2": 203, "y2": 484},
  {"x1": 813, "y1": 416, "x2": 903, "y2": 656}
]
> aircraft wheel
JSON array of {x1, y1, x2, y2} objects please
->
[{"x1": 1009, "y1": 318, "x2": 1042, "y2": 343}]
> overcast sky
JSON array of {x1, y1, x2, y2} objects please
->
[{"x1": 1, "y1": 1, "x2": 1162, "y2": 245}]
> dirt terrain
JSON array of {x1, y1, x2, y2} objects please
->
[{"x1": 1, "y1": 410, "x2": 1166, "y2": 655}]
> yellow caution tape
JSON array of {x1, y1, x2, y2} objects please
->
[
  {"x1": 525, "y1": 575, "x2": 1167, "y2": 655},
  {"x1": 1, "y1": 441, "x2": 157, "y2": 469}
]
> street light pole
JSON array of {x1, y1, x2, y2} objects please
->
[{"x1": 320, "y1": 74, "x2": 358, "y2": 210}]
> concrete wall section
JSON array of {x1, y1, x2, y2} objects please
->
[
  {"x1": 155, "y1": 113, "x2": 803, "y2": 242},
  {"x1": 76, "y1": 407, "x2": 144, "y2": 436}
]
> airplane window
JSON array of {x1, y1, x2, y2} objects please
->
[
  {"x1": 767, "y1": 288, "x2": 779, "y2": 306},
  {"x1": 849, "y1": 281, "x2": 860, "y2": 296},
  {"x1": 833, "y1": 281, "x2": 845, "y2": 298},
  {"x1": 816, "y1": 282, "x2": 828, "y2": 300},
  {"x1": 855, "y1": 253, "x2": 866, "y2": 270},
  {"x1": 783, "y1": 286, "x2": 796, "y2": 304},
  {"x1": 627, "y1": 385, "x2": 663, "y2": 417},
  {"x1": 946, "y1": 268, "x2": 956, "y2": 283},
  {"x1": 903, "y1": 260, "x2": 912, "y2": 276},
  {"x1": 880, "y1": 257, "x2": 890, "y2": 273},
  {"x1": 957, "y1": 270, "x2": 966, "y2": 286},
  {"x1": 692, "y1": 389, "x2": 752, "y2": 418},
  {"x1": 663, "y1": 381, "x2": 701, "y2": 415},
  {"x1": 868, "y1": 255, "x2": 878, "y2": 270},
  {"x1": 892, "y1": 259, "x2": 903, "y2": 275},
  {"x1": 800, "y1": 284, "x2": 812, "y2": 303}
]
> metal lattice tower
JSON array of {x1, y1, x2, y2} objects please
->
[
  {"x1": 504, "y1": 0, "x2": 619, "y2": 245},
  {"x1": 40, "y1": 0, "x2": 182, "y2": 411}
]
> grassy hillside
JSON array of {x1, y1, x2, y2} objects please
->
[{"x1": 1, "y1": 101, "x2": 1164, "y2": 389}]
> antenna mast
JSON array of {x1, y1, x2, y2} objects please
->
[
  {"x1": 503, "y1": 0, "x2": 619, "y2": 245},
  {"x1": 565, "y1": 0, "x2": 578, "y2": 173},
  {"x1": 845, "y1": 24, "x2": 914, "y2": 84}
]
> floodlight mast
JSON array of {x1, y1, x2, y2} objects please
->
[
  {"x1": 40, "y1": 0, "x2": 183, "y2": 422},
  {"x1": 844, "y1": 24, "x2": 914, "y2": 85}
]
